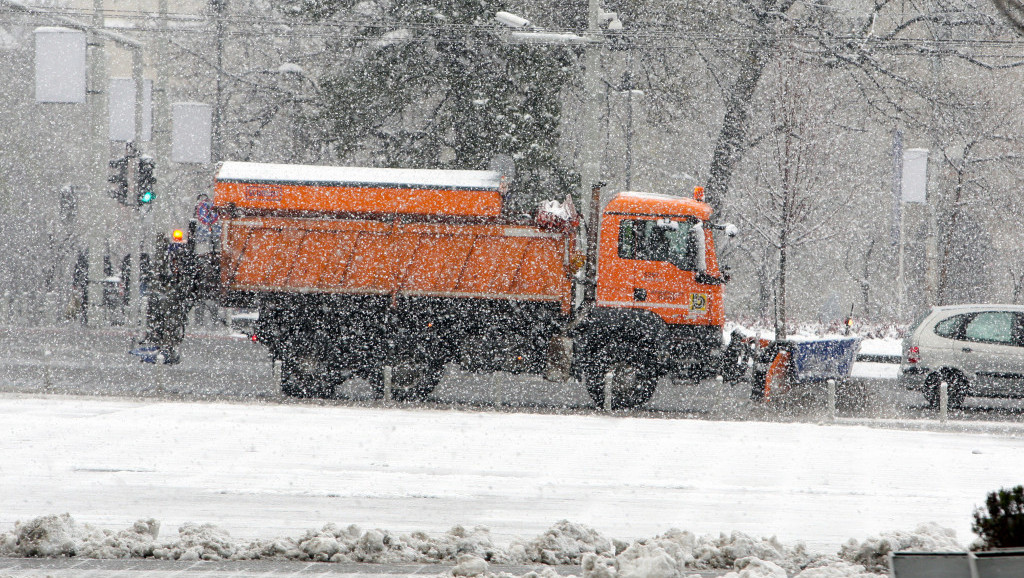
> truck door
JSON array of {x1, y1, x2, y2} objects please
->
[{"x1": 597, "y1": 216, "x2": 711, "y2": 324}]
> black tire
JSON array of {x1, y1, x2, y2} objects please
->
[
  {"x1": 585, "y1": 360, "x2": 658, "y2": 409},
  {"x1": 923, "y1": 372, "x2": 941, "y2": 408},
  {"x1": 924, "y1": 370, "x2": 968, "y2": 409},
  {"x1": 947, "y1": 372, "x2": 968, "y2": 409},
  {"x1": 370, "y1": 361, "x2": 444, "y2": 402},
  {"x1": 750, "y1": 370, "x2": 767, "y2": 401},
  {"x1": 280, "y1": 357, "x2": 335, "y2": 399}
]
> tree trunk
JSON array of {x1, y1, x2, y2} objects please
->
[
  {"x1": 704, "y1": 38, "x2": 771, "y2": 214},
  {"x1": 937, "y1": 171, "x2": 965, "y2": 304},
  {"x1": 777, "y1": 233, "x2": 788, "y2": 340}
]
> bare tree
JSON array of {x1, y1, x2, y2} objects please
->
[
  {"x1": 736, "y1": 61, "x2": 853, "y2": 338},
  {"x1": 626, "y1": 0, "x2": 1022, "y2": 213},
  {"x1": 843, "y1": 236, "x2": 878, "y2": 320},
  {"x1": 992, "y1": 0, "x2": 1024, "y2": 33},
  {"x1": 928, "y1": 81, "x2": 1024, "y2": 303}
]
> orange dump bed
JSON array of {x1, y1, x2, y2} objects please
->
[
  {"x1": 214, "y1": 162, "x2": 506, "y2": 218},
  {"x1": 219, "y1": 216, "x2": 574, "y2": 313},
  {"x1": 213, "y1": 162, "x2": 574, "y2": 312}
]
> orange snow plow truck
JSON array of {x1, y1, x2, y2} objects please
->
[{"x1": 151, "y1": 161, "x2": 737, "y2": 408}]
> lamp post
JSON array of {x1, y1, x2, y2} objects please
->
[
  {"x1": 494, "y1": 1, "x2": 622, "y2": 256},
  {"x1": 617, "y1": 72, "x2": 643, "y2": 191}
]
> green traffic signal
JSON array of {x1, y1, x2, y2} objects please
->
[{"x1": 136, "y1": 156, "x2": 156, "y2": 207}]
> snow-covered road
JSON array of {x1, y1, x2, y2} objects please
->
[{"x1": 2, "y1": 394, "x2": 1021, "y2": 554}]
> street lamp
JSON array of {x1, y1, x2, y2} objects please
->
[
  {"x1": 493, "y1": 2, "x2": 622, "y2": 247},
  {"x1": 494, "y1": 11, "x2": 531, "y2": 29}
]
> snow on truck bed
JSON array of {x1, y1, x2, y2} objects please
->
[
  {"x1": 216, "y1": 161, "x2": 505, "y2": 191},
  {"x1": 1, "y1": 394, "x2": 1020, "y2": 577}
]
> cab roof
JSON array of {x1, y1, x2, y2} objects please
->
[{"x1": 603, "y1": 191, "x2": 712, "y2": 220}]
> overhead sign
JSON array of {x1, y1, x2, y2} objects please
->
[
  {"x1": 108, "y1": 78, "x2": 135, "y2": 142},
  {"x1": 34, "y1": 27, "x2": 86, "y2": 103},
  {"x1": 902, "y1": 148, "x2": 928, "y2": 204},
  {"x1": 171, "y1": 102, "x2": 212, "y2": 164}
]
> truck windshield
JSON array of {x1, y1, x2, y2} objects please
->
[{"x1": 617, "y1": 218, "x2": 696, "y2": 270}]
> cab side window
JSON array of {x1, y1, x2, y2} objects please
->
[
  {"x1": 963, "y1": 312, "x2": 1016, "y2": 345},
  {"x1": 617, "y1": 219, "x2": 695, "y2": 270}
]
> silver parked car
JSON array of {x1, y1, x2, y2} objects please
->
[{"x1": 900, "y1": 304, "x2": 1024, "y2": 408}]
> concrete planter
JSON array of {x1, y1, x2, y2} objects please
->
[{"x1": 970, "y1": 548, "x2": 1024, "y2": 578}]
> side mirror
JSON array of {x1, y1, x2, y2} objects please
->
[
  {"x1": 724, "y1": 223, "x2": 738, "y2": 238},
  {"x1": 692, "y1": 221, "x2": 707, "y2": 272}
]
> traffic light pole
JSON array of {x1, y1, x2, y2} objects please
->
[
  {"x1": 84, "y1": 0, "x2": 109, "y2": 327},
  {"x1": 130, "y1": 48, "x2": 145, "y2": 328}
]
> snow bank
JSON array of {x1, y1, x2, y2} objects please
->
[
  {"x1": 0, "y1": 514, "x2": 160, "y2": 559},
  {"x1": 508, "y1": 520, "x2": 616, "y2": 565},
  {"x1": 837, "y1": 522, "x2": 964, "y2": 573},
  {"x1": 2, "y1": 514, "x2": 961, "y2": 576}
]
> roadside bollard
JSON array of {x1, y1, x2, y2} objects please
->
[
  {"x1": 939, "y1": 381, "x2": 948, "y2": 422},
  {"x1": 154, "y1": 361, "x2": 167, "y2": 394},
  {"x1": 383, "y1": 365, "x2": 393, "y2": 403},
  {"x1": 494, "y1": 373, "x2": 505, "y2": 408},
  {"x1": 603, "y1": 370, "x2": 614, "y2": 412},
  {"x1": 42, "y1": 349, "x2": 53, "y2": 390},
  {"x1": 44, "y1": 292, "x2": 58, "y2": 326},
  {"x1": 273, "y1": 359, "x2": 282, "y2": 384},
  {"x1": 826, "y1": 379, "x2": 837, "y2": 421}
]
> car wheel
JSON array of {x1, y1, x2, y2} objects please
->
[
  {"x1": 924, "y1": 370, "x2": 968, "y2": 409},
  {"x1": 947, "y1": 372, "x2": 968, "y2": 409},
  {"x1": 923, "y1": 372, "x2": 941, "y2": 408}
]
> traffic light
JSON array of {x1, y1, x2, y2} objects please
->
[
  {"x1": 108, "y1": 156, "x2": 129, "y2": 204},
  {"x1": 136, "y1": 156, "x2": 156, "y2": 206}
]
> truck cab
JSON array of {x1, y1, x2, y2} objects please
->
[
  {"x1": 597, "y1": 191, "x2": 725, "y2": 327},
  {"x1": 574, "y1": 190, "x2": 730, "y2": 408}
]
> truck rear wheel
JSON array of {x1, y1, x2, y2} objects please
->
[
  {"x1": 280, "y1": 357, "x2": 336, "y2": 399},
  {"x1": 370, "y1": 361, "x2": 444, "y2": 402},
  {"x1": 585, "y1": 361, "x2": 658, "y2": 409}
]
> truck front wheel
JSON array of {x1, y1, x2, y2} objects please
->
[
  {"x1": 585, "y1": 361, "x2": 658, "y2": 409},
  {"x1": 370, "y1": 361, "x2": 444, "y2": 402}
]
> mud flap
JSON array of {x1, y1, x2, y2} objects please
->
[
  {"x1": 544, "y1": 335, "x2": 573, "y2": 382},
  {"x1": 762, "y1": 349, "x2": 791, "y2": 402}
]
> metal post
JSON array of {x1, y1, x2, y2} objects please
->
[
  {"x1": 154, "y1": 361, "x2": 167, "y2": 393},
  {"x1": 892, "y1": 129, "x2": 905, "y2": 321},
  {"x1": 602, "y1": 369, "x2": 614, "y2": 411},
  {"x1": 583, "y1": 182, "x2": 605, "y2": 304},
  {"x1": 578, "y1": 0, "x2": 603, "y2": 251},
  {"x1": 42, "y1": 349, "x2": 53, "y2": 390},
  {"x1": 85, "y1": 0, "x2": 108, "y2": 326},
  {"x1": 154, "y1": 0, "x2": 172, "y2": 236},
  {"x1": 625, "y1": 80, "x2": 633, "y2": 190},
  {"x1": 383, "y1": 365, "x2": 393, "y2": 403},
  {"x1": 494, "y1": 373, "x2": 505, "y2": 408},
  {"x1": 827, "y1": 379, "x2": 836, "y2": 421},
  {"x1": 130, "y1": 49, "x2": 145, "y2": 329},
  {"x1": 939, "y1": 381, "x2": 948, "y2": 422},
  {"x1": 212, "y1": 0, "x2": 227, "y2": 163}
]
